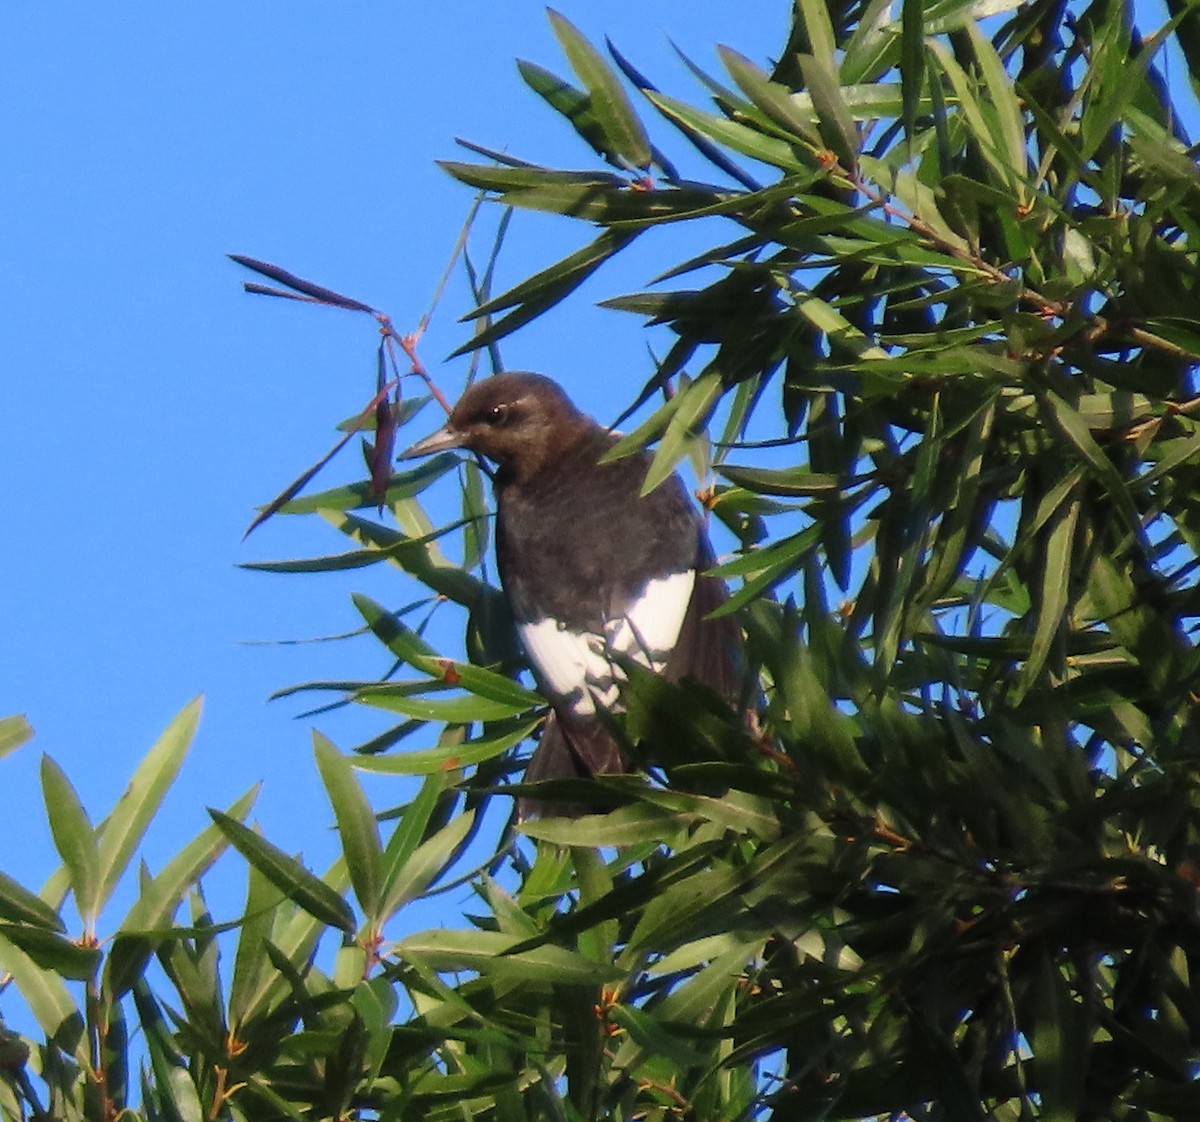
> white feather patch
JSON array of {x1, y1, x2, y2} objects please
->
[{"x1": 517, "y1": 570, "x2": 696, "y2": 716}]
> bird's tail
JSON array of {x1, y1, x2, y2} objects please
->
[{"x1": 518, "y1": 711, "x2": 627, "y2": 819}]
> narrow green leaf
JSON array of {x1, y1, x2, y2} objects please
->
[
  {"x1": 1029, "y1": 947, "x2": 1087, "y2": 1122},
  {"x1": 547, "y1": 9, "x2": 652, "y2": 168},
  {"x1": 279, "y1": 453, "x2": 460, "y2": 514},
  {"x1": 460, "y1": 456, "x2": 489, "y2": 572},
  {"x1": 354, "y1": 719, "x2": 539, "y2": 775},
  {"x1": 718, "y1": 47, "x2": 821, "y2": 146},
  {"x1": 642, "y1": 89, "x2": 813, "y2": 171},
  {"x1": 1017, "y1": 480, "x2": 1080, "y2": 701},
  {"x1": 379, "y1": 769, "x2": 453, "y2": 878},
  {"x1": 0, "y1": 923, "x2": 99, "y2": 980},
  {"x1": 97, "y1": 696, "x2": 200, "y2": 911},
  {"x1": 207, "y1": 809, "x2": 356, "y2": 934},
  {"x1": 790, "y1": 288, "x2": 893, "y2": 365},
  {"x1": 40, "y1": 755, "x2": 101, "y2": 926},
  {"x1": 926, "y1": 38, "x2": 1025, "y2": 200},
  {"x1": 313, "y1": 732, "x2": 384, "y2": 919},
  {"x1": 900, "y1": 0, "x2": 926, "y2": 144},
  {"x1": 450, "y1": 228, "x2": 639, "y2": 357},
  {"x1": 164, "y1": 1067, "x2": 205, "y2": 1122},
  {"x1": 607, "y1": 1004, "x2": 709, "y2": 1068},
  {"x1": 107, "y1": 786, "x2": 258, "y2": 999},
  {"x1": 354, "y1": 687, "x2": 532, "y2": 723},
  {"x1": 843, "y1": 0, "x2": 903, "y2": 82},
  {"x1": 379, "y1": 810, "x2": 474, "y2": 922},
  {"x1": 626, "y1": 788, "x2": 781, "y2": 840},
  {"x1": 0, "y1": 871, "x2": 64, "y2": 931},
  {"x1": 708, "y1": 525, "x2": 823, "y2": 617},
  {"x1": 965, "y1": 23, "x2": 1028, "y2": 201},
  {"x1": 0, "y1": 932, "x2": 86, "y2": 1063},
  {"x1": 796, "y1": 0, "x2": 838, "y2": 61},
  {"x1": 0, "y1": 714, "x2": 33, "y2": 760},
  {"x1": 438, "y1": 161, "x2": 623, "y2": 192},
  {"x1": 464, "y1": 229, "x2": 637, "y2": 320},
  {"x1": 797, "y1": 53, "x2": 860, "y2": 170},
  {"x1": 398, "y1": 927, "x2": 621, "y2": 984},
  {"x1": 227, "y1": 862, "x2": 289, "y2": 1032},
  {"x1": 519, "y1": 803, "x2": 687, "y2": 847},
  {"x1": 1037, "y1": 388, "x2": 1143, "y2": 539},
  {"x1": 642, "y1": 372, "x2": 722, "y2": 495},
  {"x1": 517, "y1": 58, "x2": 610, "y2": 160},
  {"x1": 718, "y1": 463, "x2": 841, "y2": 496}
]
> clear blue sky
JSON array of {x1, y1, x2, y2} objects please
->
[{"x1": 0, "y1": 4, "x2": 788, "y2": 928}]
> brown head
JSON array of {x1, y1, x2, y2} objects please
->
[{"x1": 399, "y1": 373, "x2": 597, "y2": 482}]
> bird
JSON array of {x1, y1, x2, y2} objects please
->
[{"x1": 399, "y1": 372, "x2": 742, "y2": 814}]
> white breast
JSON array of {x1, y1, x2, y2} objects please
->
[{"x1": 517, "y1": 570, "x2": 696, "y2": 716}]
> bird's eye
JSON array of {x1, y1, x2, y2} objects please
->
[{"x1": 484, "y1": 404, "x2": 509, "y2": 426}]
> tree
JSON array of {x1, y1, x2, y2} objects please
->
[{"x1": 6, "y1": 0, "x2": 1200, "y2": 1118}]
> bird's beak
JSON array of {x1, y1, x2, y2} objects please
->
[{"x1": 398, "y1": 424, "x2": 466, "y2": 460}]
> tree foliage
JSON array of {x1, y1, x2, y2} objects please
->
[{"x1": 7, "y1": 0, "x2": 1200, "y2": 1118}]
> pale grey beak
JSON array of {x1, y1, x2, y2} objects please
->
[{"x1": 398, "y1": 424, "x2": 467, "y2": 460}]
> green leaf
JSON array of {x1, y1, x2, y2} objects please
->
[
  {"x1": 900, "y1": 0, "x2": 926, "y2": 145},
  {"x1": 797, "y1": 53, "x2": 860, "y2": 170},
  {"x1": 0, "y1": 870, "x2": 64, "y2": 931},
  {"x1": 796, "y1": 0, "x2": 839, "y2": 61},
  {"x1": 207, "y1": 809, "x2": 356, "y2": 934},
  {"x1": 353, "y1": 719, "x2": 538, "y2": 775},
  {"x1": 789, "y1": 287, "x2": 895, "y2": 368},
  {"x1": 439, "y1": 162, "x2": 624, "y2": 192},
  {"x1": 1028, "y1": 947, "x2": 1088, "y2": 1122},
  {"x1": 279, "y1": 453, "x2": 460, "y2": 514},
  {"x1": 97, "y1": 696, "x2": 200, "y2": 912},
  {"x1": 926, "y1": 37, "x2": 1028, "y2": 202},
  {"x1": 719, "y1": 46, "x2": 821, "y2": 147},
  {"x1": 107, "y1": 786, "x2": 258, "y2": 999},
  {"x1": 0, "y1": 923, "x2": 99, "y2": 980},
  {"x1": 642, "y1": 89, "x2": 814, "y2": 171},
  {"x1": 353, "y1": 686, "x2": 533, "y2": 723},
  {"x1": 460, "y1": 456, "x2": 489, "y2": 572},
  {"x1": 547, "y1": 9, "x2": 652, "y2": 168},
  {"x1": 718, "y1": 463, "x2": 841, "y2": 497},
  {"x1": 450, "y1": 228, "x2": 639, "y2": 356},
  {"x1": 0, "y1": 932, "x2": 85, "y2": 1062},
  {"x1": 1015, "y1": 479, "x2": 1080, "y2": 701},
  {"x1": 313, "y1": 732, "x2": 384, "y2": 920},
  {"x1": 0, "y1": 714, "x2": 33, "y2": 760},
  {"x1": 965, "y1": 23, "x2": 1029, "y2": 199},
  {"x1": 466, "y1": 229, "x2": 637, "y2": 320},
  {"x1": 398, "y1": 928, "x2": 621, "y2": 984},
  {"x1": 40, "y1": 755, "x2": 101, "y2": 926},
  {"x1": 1037, "y1": 388, "x2": 1143, "y2": 539},
  {"x1": 642, "y1": 371, "x2": 722, "y2": 495},
  {"x1": 517, "y1": 58, "x2": 612, "y2": 162},
  {"x1": 379, "y1": 810, "x2": 474, "y2": 922},
  {"x1": 379, "y1": 768, "x2": 454, "y2": 880},
  {"x1": 519, "y1": 803, "x2": 689, "y2": 847}
]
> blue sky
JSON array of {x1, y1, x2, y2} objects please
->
[{"x1": 0, "y1": 4, "x2": 788, "y2": 930}]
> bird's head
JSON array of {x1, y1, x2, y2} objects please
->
[{"x1": 399, "y1": 372, "x2": 593, "y2": 480}]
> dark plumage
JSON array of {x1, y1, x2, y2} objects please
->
[{"x1": 400, "y1": 372, "x2": 741, "y2": 814}]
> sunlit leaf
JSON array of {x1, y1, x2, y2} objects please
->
[
  {"x1": 208, "y1": 809, "x2": 355, "y2": 934},
  {"x1": 40, "y1": 756, "x2": 101, "y2": 927},
  {"x1": 0, "y1": 714, "x2": 33, "y2": 760},
  {"x1": 314, "y1": 732, "x2": 384, "y2": 919},
  {"x1": 547, "y1": 9, "x2": 653, "y2": 169}
]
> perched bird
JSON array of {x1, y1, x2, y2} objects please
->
[{"x1": 400, "y1": 372, "x2": 741, "y2": 813}]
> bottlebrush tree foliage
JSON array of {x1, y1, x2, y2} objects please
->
[{"x1": 6, "y1": 1, "x2": 1200, "y2": 1119}]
